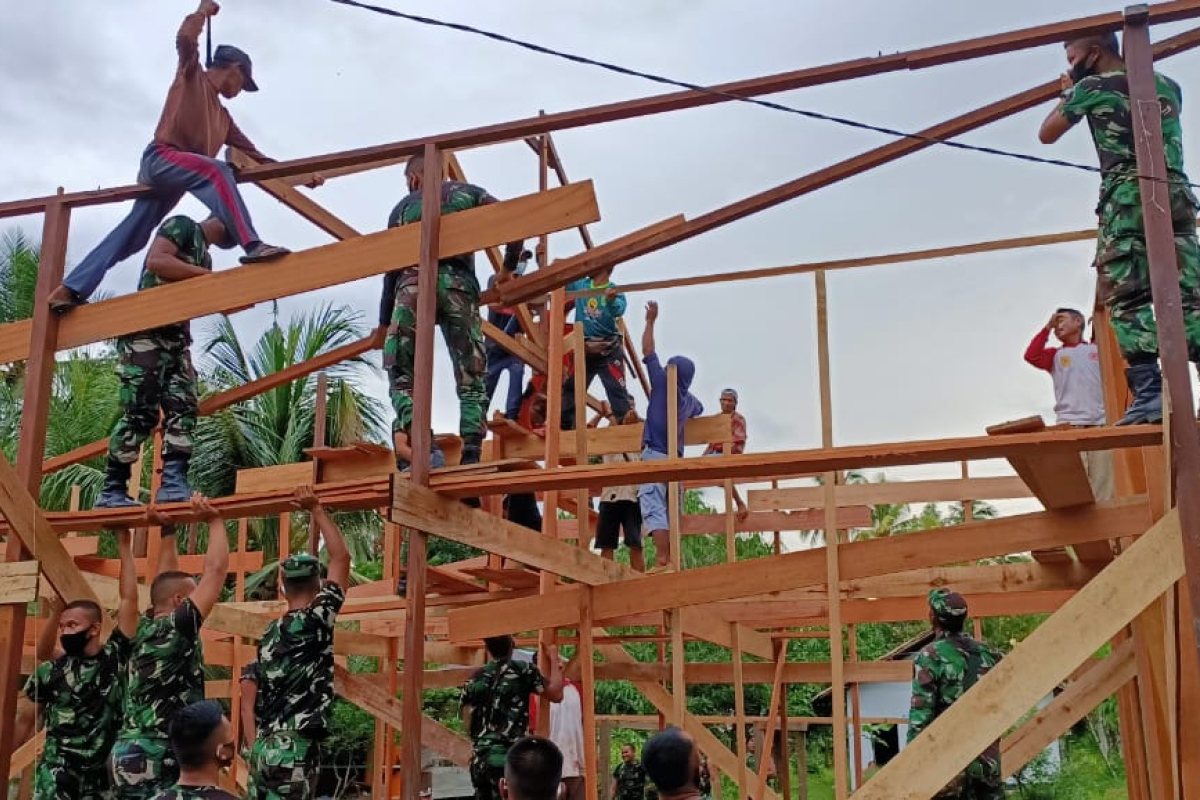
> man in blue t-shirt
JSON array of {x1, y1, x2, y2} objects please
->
[
  {"x1": 638, "y1": 301, "x2": 703, "y2": 574},
  {"x1": 561, "y1": 269, "x2": 632, "y2": 430}
]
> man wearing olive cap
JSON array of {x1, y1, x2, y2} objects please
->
[
  {"x1": 908, "y1": 589, "x2": 1003, "y2": 799},
  {"x1": 245, "y1": 488, "x2": 350, "y2": 800}
]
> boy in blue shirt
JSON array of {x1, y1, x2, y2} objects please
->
[{"x1": 561, "y1": 269, "x2": 632, "y2": 430}]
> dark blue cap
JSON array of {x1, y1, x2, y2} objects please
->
[{"x1": 212, "y1": 44, "x2": 258, "y2": 92}]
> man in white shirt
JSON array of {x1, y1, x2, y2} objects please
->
[
  {"x1": 1024, "y1": 308, "x2": 1114, "y2": 501},
  {"x1": 548, "y1": 658, "x2": 585, "y2": 800}
]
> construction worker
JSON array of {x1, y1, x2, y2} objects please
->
[
  {"x1": 908, "y1": 589, "x2": 1004, "y2": 799},
  {"x1": 380, "y1": 153, "x2": 524, "y2": 473},
  {"x1": 47, "y1": 0, "x2": 307, "y2": 313},
  {"x1": 641, "y1": 727, "x2": 704, "y2": 800},
  {"x1": 110, "y1": 496, "x2": 230, "y2": 800},
  {"x1": 152, "y1": 701, "x2": 239, "y2": 800},
  {"x1": 485, "y1": 250, "x2": 534, "y2": 421},
  {"x1": 95, "y1": 215, "x2": 228, "y2": 510},
  {"x1": 561, "y1": 270, "x2": 632, "y2": 430},
  {"x1": 611, "y1": 744, "x2": 649, "y2": 800},
  {"x1": 702, "y1": 388, "x2": 750, "y2": 521},
  {"x1": 1039, "y1": 32, "x2": 1200, "y2": 424},
  {"x1": 499, "y1": 737, "x2": 565, "y2": 800},
  {"x1": 245, "y1": 486, "x2": 350, "y2": 800},
  {"x1": 461, "y1": 637, "x2": 564, "y2": 800},
  {"x1": 15, "y1": 530, "x2": 140, "y2": 800}
]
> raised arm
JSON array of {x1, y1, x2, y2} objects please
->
[
  {"x1": 294, "y1": 486, "x2": 350, "y2": 589},
  {"x1": 188, "y1": 494, "x2": 230, "y2": 619},
  {"x1": 116, "y1": 529, "x2": 141, "y2": 639},
  {"x1": 150, "y1": 509, "x2": 182, "y2": 576},
  {"x1": 1024, "y1": 316, "x2": 1058, "y2": 371},
  {"x1": 34, "y1": 596, "x2": 63, "y2": 663},
  {"x1": 177, "y1": 0, "x2": 219, "y2": 73},
  {"x1": 1039, "y1": 74, "x2": 1079, "y2": 145},
  {"x1": 239, "y1": 664, "x2": 259, "y2": 748},
  {"x1": 641, "y1": 301, "x2": 658, "y2": 358},
  {"x1": 539, "y1": 645, "x2": 565, "y2": 703}
]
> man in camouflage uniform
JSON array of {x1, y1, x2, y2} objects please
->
[
  {"x1": 461, "y1": 636, "x2": 564, "y2": 800},
  {"x1": 908, "y1": 589, "x2": 1003, "y2": 799},
  {"x1": 246, "y1": 487, "x2": 350, "y2": 800},
  {"x1": 151, "y1": 700, "x2": 239, "y2": 800},
  {"x1": 380, "y1": 152, "x2": 525, "y2": 472},
  {"x1": 611, "y1": 744, "x2": 648, "y2": 800},
  {"x1": 111, "y1": 496, "x2": 229, "y2": 800},
  {"x1": 96, "y1": 214, "x2": 231, "y2": 508},
  {"x1": 15, "y1": 531, "x2": 140, "y2": 800},
  {"x1": 1040, "y1": 32, "x2": 1200, "y2": 424}
]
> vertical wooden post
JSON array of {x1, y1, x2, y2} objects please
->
[
  {"x1": 778, "y1": 666, "x2": 793, "y2": 800},
  {"x1": 580, "y1": 589, "x2": 599, "y2": 800},
  {"x1": 573, "y1": 324, "x2": 590, "y2": 551},
  {"x1": 278, "y1": 512, "x2": 291, "y2": 566},
  {"x1": 849, "y1": 623, "x2": 864, "y2": 789},
  {"x1": 797, "y1": 728, "x2": 809, "y2": 800},
  {"x1": 538, "y1": 284, "x2": 567, "y2": 737},
  {"x1": 730, "y1": 622, "x2": 749, "y2": 796},
  {"x1": 235, "y1": 519, "x2": 248, "y2": 601},
  {"x1": 754, "y1": 642, "x2": 788, "y2": 800},
  {"x1": 0, "y1": 198, "x2": 69, "y2": 779},
  {"x1": 310, "y1": 373, "x2": 328, "y2": 554},
  {"x1": 666, "y1": 363, "x2": 681, "y2": 571},
  {"x1": 1125, "y1": 4, "x2": 1200, "y2": 687},
  {"x1": 598, "y1": 719, "x2": 612, "y2": 800},
  {"x1": 816, "y1": 269, "x2": 849, "y2": 799},
  {"x1": 400, "y1": 142, "x2": 443, "y2": 800}
]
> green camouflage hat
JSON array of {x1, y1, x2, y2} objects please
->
[
  {"x1": 280, "y1": 554, "x2": 322, "y2": 580},
  {"x1": 928, "y1": 588, "x2": 968, "y2": 625}
]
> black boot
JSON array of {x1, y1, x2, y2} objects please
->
[
  {"x1": 95, "y1": 459, "x2": 142, "y2": 509},
  {"x1": 155, "y1": 455, "x2": 193, "y2": 504},
  {"x1": 459, "y1": 436, "x2": 483, "y2": 507},
  {"x1": 1116, "y1": 362, "x2": 1163, "y2": 425}
]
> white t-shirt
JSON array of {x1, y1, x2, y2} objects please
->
[
  {"x1": 1050, "y1": 343, "x2": 1106, "y2": 425},
  {"x1": 601, "y1": 452, "x2": 640, "y2": 503},
  {"x1": 549, "y1": 682, "x2": 585, "y2": 778}
]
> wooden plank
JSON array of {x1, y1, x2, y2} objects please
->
[
  {"x1": 856, "y1": 510, "x2": 1184, "y2": 799},
  {"x1": 235, "y1": 463, "x2": 317, "y2": 495},
  {"x1": 1000, "y1": 639, "x2": 1137, "y2": 779},
  {"x1": 677, "y1": 608, "x2": 773, "y2": 661},
  {"x1": 0, "y1": 562, "x2": 38, "y2": 605},
  {"x1": 593, "y1": 660, "x2": 910, "y2": 685},
  {"x1": 493, "y1": 413, "x2": 732, "y2": 460},
  {"x1": 0, "y1": 451, "x2": 99, "y2": 603},
  {"x1": 334, "y1": 665, "x2": 472, "y2": 766},
  {"x1": 75, "y1": 552, "x2": 263, "y2": 578},
  {"x1": 389, "y1": 479, "x2": 632, "y2": 585},
  {"x1": 447, "y1": 500, "x2": 1149, "y2": 640},
  {"x1": 748, "y1": 476, "x2": 1033, "y2": 511},
  {"x1": 988, "y1": 420, "x2": 1095, "y2": 510},
  {"x1": 556, "y1": 508, "x2": 873, "y2": 540},
  {"x1": 428, "y1": 425, "x2": 1166, "y2": 498},
  {"x1": 0, "y1": 183, "x2": 600, "y2": 364}
]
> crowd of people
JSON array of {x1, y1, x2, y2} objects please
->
[{"x1": 22, "y1": 1, "x2": 1197, "y2": 796}]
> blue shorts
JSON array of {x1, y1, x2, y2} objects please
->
[{"x1": 638, "y1": 447, "x2": 680, "y2": 532}]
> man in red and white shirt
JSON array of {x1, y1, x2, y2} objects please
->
[{"x1": 1024, "y1": 308, "x2": 1113, "y2": 500}]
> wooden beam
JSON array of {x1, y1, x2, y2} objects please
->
[
  {"x1": 491, "y1": 412, "x2": 731, "y2": 460},
  {"x1": 1001, "y1": 639, "x2": 1137, "y2": 779},
  {"x1": 987, "y1": 418, "x2": 1095, "y2": 509},
  {"x1": 447, "y1": 500, "x2": 1149, "y2": 640},
  {"x1": 592, "y1": 660, "x2": 910, "y2": 685},
  {"x1": 0, "y1": 562, "x2": 39, "y2": 605},
  {"x1": 0, "y1": 183, "x2": 599, "y2": 364},
  {"x1": 389, "y1": 479, "x2": 631, "y2": 585},
  {"x1": 748, "y1": 476, "x2": 1033, "y2": 510},
  {"x1": 856, "y1": 510, "x2": 1184, "y2": 799}
]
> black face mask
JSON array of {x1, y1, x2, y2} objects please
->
[
  {"x1": 60, "y1": 630, "x2": 91, "y2": 657},
  {"x1": 1069, "y1": 52, "x2": 1097, "y2": 84}
]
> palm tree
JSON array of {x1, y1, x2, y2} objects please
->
[{"x1": 191, "y1": 302, "x2": 390, "y2": 597}]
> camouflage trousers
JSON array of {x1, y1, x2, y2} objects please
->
[
  {"x1": 1095, "y1": 178, "x2": 1200, "y2": 362},
  {"x1": 34, "y1": 755, "x2": 111, "y2": 800},
  {"x1": 469, "y1": 746, "x2": 506, "y2": 800},
  {"x1": 108, "y1": 333, "x2": 198, "y2": 465},
  {"x1": 108, "y1": 737, "x2": 178, "y2": 800},
  {"x1": 247, "y1": 730, "x2": 320, "y2": 800},
  {"x1": 383, "y1": 266, "x2": 486, "y2": 442}
]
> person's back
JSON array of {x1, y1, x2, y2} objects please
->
[
  {"x1": 388, "y1": 179, "x2": 495, "y2": 275},
  {"x1": 499, "y1": 737, "x2": 563, "y2": 800},
  {"x1": 150, "y1": 701, "x2": 239, "y2": 800}
]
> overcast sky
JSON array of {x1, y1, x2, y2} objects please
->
[{"x1": 5, "y1": 1, "x2": 1197, "y2": 522}]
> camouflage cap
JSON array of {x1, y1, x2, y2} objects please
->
[
  {"x1": 928, "y1": 588, "x2": 968, "y2": 624},
  {"x1": 280, "y1": 553, "x2": 322, "y2": 580}
]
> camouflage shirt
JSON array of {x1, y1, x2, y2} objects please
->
[
  {"x1": 148, "y1": 785, "x2": 238, "y2": 800},
  {"x1": 460, "y1": 658, "x2": 546, "y2": 755},
  {"x1": 612, "y1": 761, "x2": 647, "y2": 800},
  {"x1": 253, "y1": 582, "x2": 346, "y2": 737},
  {"x1": 24, "y1": 631, "x2": 133, "y2": 765},
  {"x1": 119, "y1": 600, "x2": 205, "y2": 740},
  {"x1": 908, "y1": 631, "x2": 1003, "y2": 787},
  {"x1": 1062, "y1": 70, "x2": 1188, "y2": 189},
  {"x1": 136, "y1": 215, "x2": 212, "y2": 339}
]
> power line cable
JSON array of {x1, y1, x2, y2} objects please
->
[{"x1": 323, "y1": 0, "x2": 1198, "y2": 189}]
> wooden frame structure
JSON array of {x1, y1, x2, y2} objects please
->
[{"x1": 3, "y1": 3, "x2": 1200, "y2": 798}]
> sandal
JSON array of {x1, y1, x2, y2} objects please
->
[{"x1": 239, "y1": 242, "x2": 291, "y2": 264}]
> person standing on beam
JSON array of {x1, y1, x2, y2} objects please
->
[
  {"x1": 95, "y1": 215, "x2": 231, "y2": 510},
  {"x1": 14, "y1": 529, "x2": 140, "y2": 800},
  {"x1": 561, "y1": 269, "x2": 632, "y2": 430},
  {"x1": 1039, "y1": 32, "x2": 1200, "y2": 424},
  {"x1": 380, "y1": 154, "x2": 525, "y2": 474},
  {"x1": 701, "y1": 388, "x2": 750, "y2": 521},
  {"x1": 47, "y1": 0, "x2": 310, "y2": 313},
  {"x1": 908, "y1": 589, "x2": 1003, "y2": 799},
  {"x1": 1023, "y1": 308, "x2": 1114, "y2": 500},
  {"x1": 245, "y1": 487, "x2": 350, "y2": 800},
  {"x1": 110, "y1": 496, "x2": 230, "y2": 800},
  {"x1": 639, "y1": 301, "x2": 703, "y2": 574},
  {"x1": 462, "y1": 636, "x2": 564, "y2": 800},
  {"x1": 485, "y1": 249, "x2": 534, "y2": 421}
]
